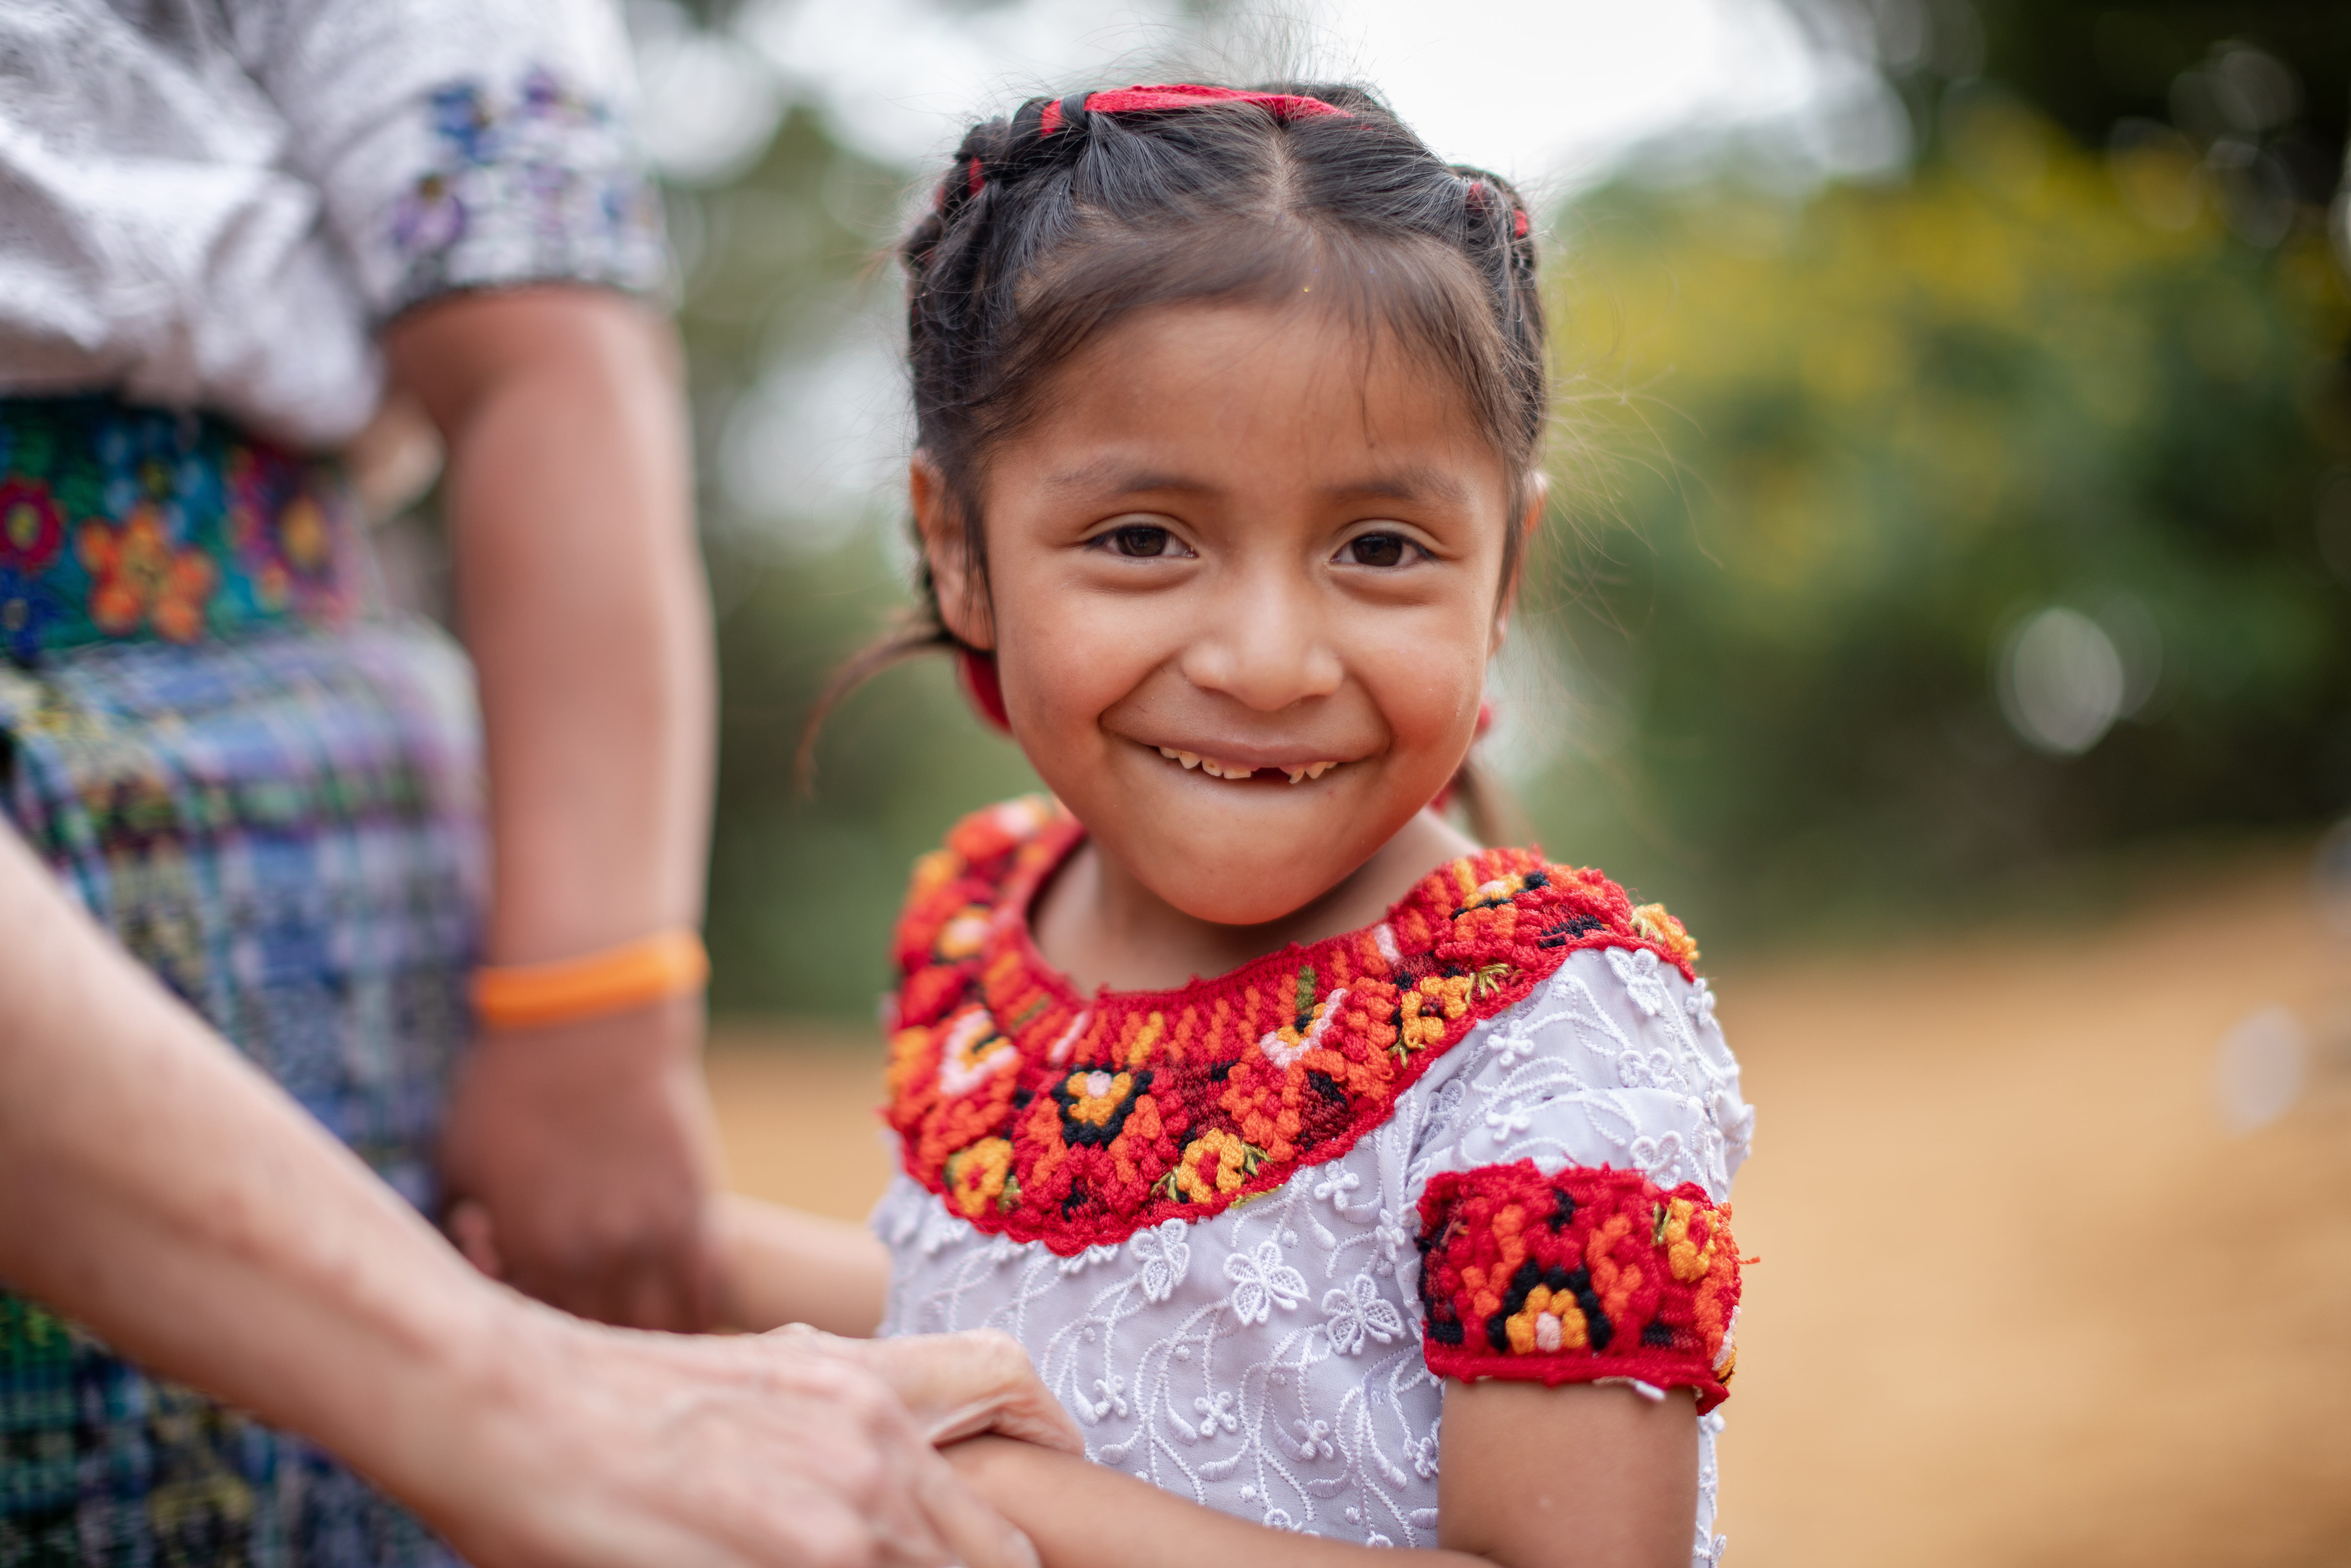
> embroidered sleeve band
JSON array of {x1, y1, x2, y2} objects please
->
[{"x1": 1415, "y1": 1161, "x2": 1741, "y2": 1414}]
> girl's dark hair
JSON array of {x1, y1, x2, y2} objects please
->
[{"x1": 805, "y1": 82, "x2": 1550, "y2": 835}]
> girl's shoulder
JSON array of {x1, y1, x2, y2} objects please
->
[{"x1": 880, "y1": 797, "x2": 1709, "y2": 1256}]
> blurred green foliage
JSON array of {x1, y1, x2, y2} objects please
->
[
  {"x1": 1521, "y1": 95, "x2": 2350, "y2": 942},
  {"x1": 678, "y1": 33, "x2": 2351, "y2": 1017}
]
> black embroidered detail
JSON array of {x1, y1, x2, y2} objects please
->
[
  {"x1": 1053, "y1": 1068, "x2": 1153, "y2": 1148},
  {"x1": 1536, "y1": 912, "x2": 1610, "y2": 949}
]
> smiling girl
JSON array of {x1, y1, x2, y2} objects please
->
[{"x1": 724, "y1": 82, "x2": 1755, "y2": 1568}]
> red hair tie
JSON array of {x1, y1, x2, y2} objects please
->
[
  {"x1": 1041, "y1": 83, "x2": 1349, "y2": 136},
  {"x1": 958, "y1": 646, "x2": 1014, "y2": 733}
]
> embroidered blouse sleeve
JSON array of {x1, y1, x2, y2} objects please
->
[
  {"x1": 1402, "y1": 944, "x2": 1754, "y2": 1410},
  {"x1": 224, "y1": 0, "x2": 670, "y2": 323}
]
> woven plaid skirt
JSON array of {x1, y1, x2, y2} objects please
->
[{"x1": 0, "y1": 398, "x2": 481, "y2": 1565}]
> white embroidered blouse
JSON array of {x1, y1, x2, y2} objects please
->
[
  {"x1": 0, "y1": 0, "x2": 667, "y2": 447},
  {"x1": 876, "y1": 940, "x2": 1755, "y2": 1566}
]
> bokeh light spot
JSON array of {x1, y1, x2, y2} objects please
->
[{"x1": 1997, "y1": 607, "x2": 2126, "y2": 756}]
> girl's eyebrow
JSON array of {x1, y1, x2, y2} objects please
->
[
  {"x1": 1041, "y1": 462, "x2": 1211, "y2": 497},
  {"x1": 1040, "y1": 461, "x2": 1473, "y2": 507},
  {"x1": 1325, "y1": 466, "x2": 1471, "y2": 507}
]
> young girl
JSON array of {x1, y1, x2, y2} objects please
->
[{"x1": 725, "y1": 80, "x2": 1753, "y2": 1568}]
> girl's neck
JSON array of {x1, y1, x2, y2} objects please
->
[{"x1": 1030, "y1": 808, "x2": 1482, "y2": 995}]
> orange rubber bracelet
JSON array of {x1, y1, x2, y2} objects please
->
[{"x1": 471, "y1": 929, "x2": 709, "y2": 1032}]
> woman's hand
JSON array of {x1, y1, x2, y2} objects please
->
[
  {"x1": 440, "y1": 994, "x2": 723, "y2": 1331},
  {"x1": 419, "y1": 1309, "x2": 1043, "y2": 1568},
  {"x1": 801, "y1": 1328, "x2": 1087, "y2": 1454}
]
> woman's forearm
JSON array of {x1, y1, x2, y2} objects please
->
[
  {"x1": 0, "y1": 825, "x2": 1063, "y2": 1568},
  {"x1": 0, "y1": 823, "x2": 501, "y2": 1493},
  {"x1": 946, "y1": 1437, "x2": 1485, "y2": 1568},
  {"x1": 388, "y1": 287, "x2": 712, "y2": 965},
  {"x1": 384, "y1": 288, "x2": 724, "y2": 1330}
]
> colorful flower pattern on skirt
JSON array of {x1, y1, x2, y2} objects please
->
[
  {"x1": 0, "y1": 398, "x2": 359, "y2": 664},
  {"x1": 1416, "y1": 1161, "x2": 1742, "y2": 1412},
  {"x1": 885, "y1": 798, "x2": 1702, "y2": 1257}
]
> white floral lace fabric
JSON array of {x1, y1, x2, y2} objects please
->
[{"x1": 876, "y1": 944, "x2": 1756, "y2": 1564}]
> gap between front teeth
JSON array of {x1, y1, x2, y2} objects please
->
[{"x1": 1157, "y1": 747, "x2": 1335, "y2": 783}]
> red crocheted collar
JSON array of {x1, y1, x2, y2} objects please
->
[{"x1": 883, "y1": 798, "x2": 1700, "y2": 1253}]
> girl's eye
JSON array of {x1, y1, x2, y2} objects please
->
[
  {"x1": 1097, "y1": 524, "x2": 1183, "y2": 558},
  {"x1": 1338, "y1": 532, "x2": 1421, "y2": 568}
]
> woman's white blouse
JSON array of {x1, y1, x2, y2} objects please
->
[
  {"x1": 876, "y1": 944, "x2": 1756, "y2": 1565},
  {"x1": 0, "y1": 0, "x2": 666, "y2": 446}
]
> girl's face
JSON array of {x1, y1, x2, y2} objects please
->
[{"x1": 920, "y1": 300, "x2": 1528, "y2": 929}]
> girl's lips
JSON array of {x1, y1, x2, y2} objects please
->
[{"x1": 1153, "y1": 745, "x2": 1340, "y2": 785}]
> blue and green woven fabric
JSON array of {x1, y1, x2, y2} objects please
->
[{"x1": 1, "y1": 397, "x2": 483, "y2": 1566}]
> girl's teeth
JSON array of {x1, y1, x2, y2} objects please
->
[{"x1": 1157, "y1": 746, "x2": 1339, "y2": 782}]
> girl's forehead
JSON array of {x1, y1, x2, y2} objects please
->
[{"x1": 1015, "y1": 300, "x2": 1507, "y2": 487}]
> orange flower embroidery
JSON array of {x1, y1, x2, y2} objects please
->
[{"x1": 79, "y1": 506, "x2": 216, "y2": 642}]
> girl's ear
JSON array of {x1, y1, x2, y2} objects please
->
[
  {"x1": 1490, "y1": 472, "x2": 1548, "y2": 657},
  {"x1": 911, "y1": 453, "x2": 994, "y2": 650}
]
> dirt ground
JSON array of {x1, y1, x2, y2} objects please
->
[{"x1": 706, "y1": 852, "x2": 2351, "y2": 1567}]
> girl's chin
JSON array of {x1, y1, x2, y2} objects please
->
[{"x1": 1112, "y1": 842, "x2": 1380, "y2": 929}]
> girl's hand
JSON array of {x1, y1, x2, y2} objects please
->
[
  {"x1": 424, "y1": 1307, "x2": 1043, "y2": 1568},
  {"x1": 709, "y1": 1192, "x2": 891, "y2": 1336}
]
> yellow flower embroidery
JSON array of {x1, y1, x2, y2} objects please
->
[
  {"x1": 1165, "y1": 1128, "x2": 1264, "y2": 1204},
  {"x1": 945, "y1": 1137, "x2": 1016, "y2": 1219},
  {"x1": 1061, "y1": 1070, "x2": 1135, "y2": 1129},
  {"x1": 1630, "y1": 903, "x2": 1700, "y2": 968}
]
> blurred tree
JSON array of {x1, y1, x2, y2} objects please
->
[{"x1": 1520, "y1": 93, "x2": 2351, "y2": 942}]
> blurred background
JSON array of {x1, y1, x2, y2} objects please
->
[{"x1": 396, "y1": 1, "x2": 2351, "y2": 1561}]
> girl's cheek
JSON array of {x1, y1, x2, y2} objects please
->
[
  {"x1": 1011, "y1": 595, "x2": 1161, "y2": 735},
  {"x1": 1357, "y1": 618, "x2": 1488, "y2": 748}
]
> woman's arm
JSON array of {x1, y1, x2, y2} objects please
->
[
  {"x1": 0, "y1": 820, "x2": 1065, "y2": 1568},
  {"x1": 945, "y1": 1379, "x2": 1695, "y2": 1568},
  {"x1": 713, "y1": 1191, "x2": 892, "y2": 1336},
  {"x1": 382, "y1": 287, "x2": 723, "y2": 1332}
]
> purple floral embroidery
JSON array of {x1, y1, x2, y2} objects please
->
[{"x1": 391, "y1": 68, "x2": 666, "y2": 312}]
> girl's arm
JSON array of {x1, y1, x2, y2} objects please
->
[
  {"x1": 711, "y1": 1191, "x2": 891, "y2": 1336},
  {"x1": 944, "y1": 1378, "x2": 1697, "y2": 1568}
]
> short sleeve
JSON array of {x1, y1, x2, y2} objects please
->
[
  {"x1": 225, "y1": 0, "x2": 670, "y2": 322},
  {"x1": 1401, "y1": 945, "x2": 1754, "y2": 1409}
]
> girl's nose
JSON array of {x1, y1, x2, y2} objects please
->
[{"x1": 1177, "y1": 568, "x2": 1345, "y2": 713}]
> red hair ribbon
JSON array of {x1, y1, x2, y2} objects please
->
[
  {"x1": 958, "y1": 646, "x2": 1014, "y2": 733},
  {"x1": 1041, "y1": 83, "x2": 1349, "y2": 135}
]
